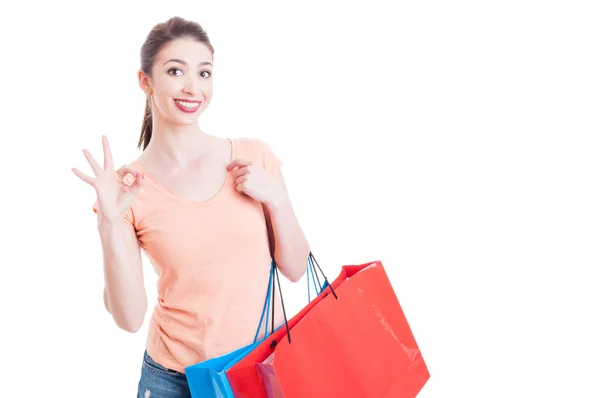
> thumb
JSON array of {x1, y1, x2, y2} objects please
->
[
  {"x1": 116, "y1": 165, "x2": 140, "y2": 179},
  {"x1": 129, "y1": 173, "x2": 144, "y2": 194}
]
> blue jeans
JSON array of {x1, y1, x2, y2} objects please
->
[{"x1": 138, "y1": 350, "x2": 191, "y2": 398}]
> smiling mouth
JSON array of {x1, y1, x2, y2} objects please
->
[{"x1": 174, "y1": 99, "x2": 202, "y2": 112}]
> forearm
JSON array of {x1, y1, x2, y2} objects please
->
[
  {"x1": 264, "y1": 195, "x2": 310, "y2": 282},
  {"x1": 98, "y1": 218, "x2": 147, "y2": 333}
]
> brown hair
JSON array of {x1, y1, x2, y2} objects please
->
[{"x1": 137, "y1": 16, "x2": 214, "y2": 150}]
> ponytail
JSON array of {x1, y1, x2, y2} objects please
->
[{"x1": 138, "y1": 96, "x2": 152, "y2": 150}]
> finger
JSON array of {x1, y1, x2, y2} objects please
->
[
  {"x1": 129, "y1": 173, "x2": 144, "y2": 192},
  {"x1": 83, "y1": 149, "x2": 102, "y2": 176},
  {"x1": 236, "y1": 175, "x2": 248, "y2": 185},
  {"x1": 227, "y1": 159, "x2": 252, "y2": 171},
  {"x1": 71, "y1": 168, "x2": 94, "y2": 186},
  {"x1": 233, "y1": 166, "x2": 251, "y2": 178},
  {"x1": 116, "y1": 166, "x2": 140, "y2": 178},
  {"x1": 236, "y1": 181, "x2": 247, "y2": 192},
  {"x1": 102, "y1": 135, "x2": 114, "y2": 170}
]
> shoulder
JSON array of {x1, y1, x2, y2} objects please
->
[
  {"x1": 233, "y1": 137, "x2": 282, "y2": 173},
  {"x1": 233, "y1": 137, "x2": 276, "y2": 155}
]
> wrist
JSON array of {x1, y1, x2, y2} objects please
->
[
  {"x1": 264, "y1": 187, "x2": 288, "y2": 211},
  {"x1": 97, "y1": 213, "x2": 126, "y2": 232}
]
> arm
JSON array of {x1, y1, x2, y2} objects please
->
[
  {"x1": 263, "y1": 169, "x2": 310, "y2": 283},
  {"x1": 73, "y1": 136, "x2": 147, "y2": 333},
  {"x1": 97, "y1": 213, "x2": 147, "y2": 333},
  {"x1": 228, "y1": 140, "x2": 310, "y2": 282}
]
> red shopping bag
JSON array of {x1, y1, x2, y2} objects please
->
[{"x1": 227, "y1": 259, "x2": 429, "y2": 398}]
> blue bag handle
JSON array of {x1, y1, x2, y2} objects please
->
[
  {"x1": 307, "y1": 254, "x2": 324, "y2": 301},
  {"x1": 307, "y1": 251, "x2": 337, "y2": 300},
  {"x1": 252, "y1": 263, "x2": 274, "y2": 343}
]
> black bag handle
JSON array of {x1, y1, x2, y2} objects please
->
[{"x1": 269, "y1": 251, "x2": 338, "y2": 346}]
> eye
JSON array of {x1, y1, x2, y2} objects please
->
[
  {"x1": 167, "y1": 68, "x2": 183, "y2": 76},
  {"x1": 200, "y1": 70, "x2": 212, "y2": 78}
]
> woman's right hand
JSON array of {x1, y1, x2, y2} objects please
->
[{"x1": 72, "y1": 135, "x2": 144, "y2": 221}]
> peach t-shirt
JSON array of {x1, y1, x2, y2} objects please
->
[{"x1": 95, "y1": 138, "x2": 285, "y2": 373}]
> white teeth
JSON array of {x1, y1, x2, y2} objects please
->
[{"x1": 176, "y1": 100, "x2": 200, "y2": 109}]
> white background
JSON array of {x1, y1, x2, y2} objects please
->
[{"x1": 1, "y1": 0, "x2": 599, "y2": 397}]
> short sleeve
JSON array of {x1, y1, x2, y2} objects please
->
[
  {"x1": 92, "y1": 200, "x2": 134, "y2": 226},
  {"x1": 252, "y1": 139, "x2": 282, "y2": 177}
]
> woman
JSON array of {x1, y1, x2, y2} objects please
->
[{"x1": 72, "y1": 16, "x2": 310, "y2": 397}]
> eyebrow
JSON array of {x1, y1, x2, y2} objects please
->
[{"x1": 163, "y1": 58, "x2": 212, "y2": 67}]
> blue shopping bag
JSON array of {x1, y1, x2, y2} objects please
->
[{"x1": 185, "y1": 261, "x2": 278, "y2": 398}]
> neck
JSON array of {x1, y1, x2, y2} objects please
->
[{"x1": 144, "y1": 116, "x2": 216, "y2": 168}]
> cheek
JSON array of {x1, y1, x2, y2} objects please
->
[
  {"x1": 202, "y1": 81, "x2": 214, "y2": 97},
  {"x1": 154, "y1": 92, "x2": 175, "y2": 113},
  {"x1": 153, "y1": 82, "x2": 175, "y2": 103}
]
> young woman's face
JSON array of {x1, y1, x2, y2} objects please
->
[{"x1": 142, "y1": 38, "x2": 214, "y2": 125}]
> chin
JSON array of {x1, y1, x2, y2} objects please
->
[
  {"x1": 173, "y1": 117, "x2": 200, "y2": 126},
  {"x1": 170, "y1": 108, "x2": 205, "y2": 124}
]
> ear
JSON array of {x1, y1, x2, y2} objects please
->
[{"x1": 138, "y1": 69, "x2": 152, "y2": 96}]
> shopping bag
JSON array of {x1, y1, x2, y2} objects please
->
[
  {"x1": 185, "y1": 262, "x2": 276, "y2": 398},
  {"x1": 184, "y1": 257, "x2": 323, "y2": 398},
  {"x1": 227, "y1": 257, "x2": 429, "y2": 398}
]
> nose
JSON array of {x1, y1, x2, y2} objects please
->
[{"x1": 182, "y1": 74, "x2": 201, "y2": 96}]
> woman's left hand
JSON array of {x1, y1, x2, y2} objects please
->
[{"x1": 227, "y1": 159, "x2": 284, "y2": 206}]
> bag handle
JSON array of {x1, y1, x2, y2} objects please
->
[
  {"x1": 268, "y1": 251, "x2": 338, "y2": 346},
  {"x1": 271, "y1": 259, "x2": 291, "y2": 344},
  {"x1": 253, "y1": 264, "x2": 274, "y2": 343},
  {"x1": 308, "y1": 251, "x2": 338, "y2": 300},
  {"x1": 307, "y1": 254, "x2": 320, "y2": 301},
  {"x1": 307, "y1": 252, "x2": 338, "y2": 301}
]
